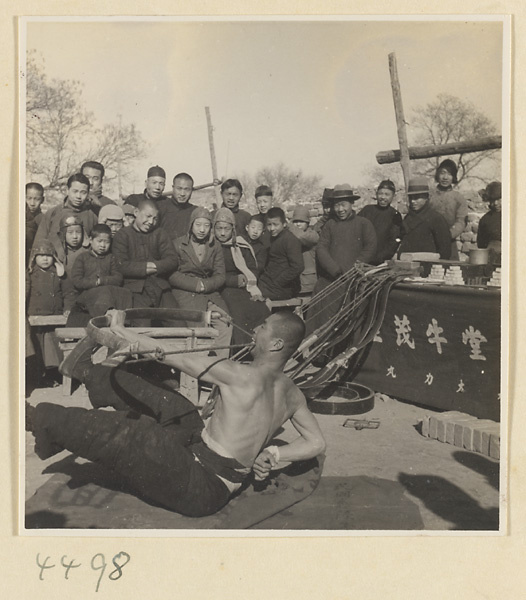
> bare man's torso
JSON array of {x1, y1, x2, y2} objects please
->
[{"x1": 207, "y1": 362, "x2": 303, "y2": 467}]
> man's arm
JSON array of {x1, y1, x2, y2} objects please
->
[
  {"x1": 108, "y1": 310, "x2": 241, "y2": 386},
  {"x1": 252, "y1": 393, "x2": 326, "y2": 480}
]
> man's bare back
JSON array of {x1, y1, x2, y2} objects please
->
[{"x1": 110, "y1": 310, "x2": 325, "y2": 480}]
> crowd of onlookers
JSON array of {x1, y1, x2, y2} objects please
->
[{"x1": 25, "y1": 158, "x2": 502, "y2": 385}]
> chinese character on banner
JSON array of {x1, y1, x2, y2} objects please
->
[
  {"x1": 462, "y1": 326, "x2": 487, "y2": 361},
  {"x1": 425, "y1": 373, "x2": 434, "y2": 385},
  {"x1": 456, "y1": 380, "x2": 465, "y2": 393},
  {"x1": 394, "y1": 314, "x2": 415, "y2": 349},
  {"x1": 386, "y1": 366, "x2": 397, "y2": 378},
  {"x1": 426, "y1": 318, "x2": 448, "y2": 354}
]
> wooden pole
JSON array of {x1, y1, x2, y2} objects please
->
[
  {"x1": 388, "y1": 52, "x2": 411, "y2": 192},
  {"x1": 376, "y1": 135, "x2": 502, "y2": 165},
  {"x1": 205, "y1": 107, "x2": 223, "y2": 208}
]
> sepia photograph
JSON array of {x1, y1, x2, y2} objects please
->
[{"x1": 20, "y1": 16, "x2": 508, "y2": 534}]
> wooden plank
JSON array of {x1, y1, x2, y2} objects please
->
[
  {"x1": 388, "y1": 52, "x2": 411, "y2": 191},
  {"x1": 376, "y1": 135, "x2": 502, "y2": 164},
  {"x1": 56, "y1": 326, "x2": 218, "y2": 341},
  {"x1": 28, "y1": 315, "x2": 67, "y2": 326}
]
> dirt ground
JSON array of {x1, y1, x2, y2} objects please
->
[{"x1": 24, "y1": 383, "x2": 500, "y2": 531}]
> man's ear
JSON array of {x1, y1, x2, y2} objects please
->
[
  {"x1": 134, "y1": 207, "x2": 139, "y2": 217},
  {"x1": 269, "y1": 338, "x2": 284, "y2": 352}
]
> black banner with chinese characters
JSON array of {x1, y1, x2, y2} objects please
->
[{"x1": 355, "y1": 283, "x2": 501, "y2": 421}]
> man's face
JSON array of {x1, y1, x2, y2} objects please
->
[
  {"x1": 133, "y1": 206, "x2": 159, "y2": 233},
  {"x1": 267, "y1": 217, "x2": 286, "y2": 238},
  {"x1": 105, "y1": 219, "x2": 123, "y2": 236},
  {"x1": 66, "y1": 181, "x2": 89, "y2": 209},
  {"x1": 91, "y1": 233, "x2": 112, "y2": 256},
  {"x1": 490, "y1": 198, "x2": 502, "y2": 213},
  {"x1": 123, "y1": 214, "x2": 135, "y2": 227},
  {"x1": 172, "y1": 178, "x2": 193, "y2": 205},
  {"x1": 322, "y1": 202, "x2": 331, "y2": 216},
  {"x1": 191, "y1": 218, "x2": 211, "y2": 241},
  {"x1": 145, "y1": 176, "x2": 166, "y2": 199},
  {"x1": 409, "y1": 194, "x2": 428, "y2": 212},
  {"x1": 222, "y1": 186, "x2": 242, "y2": 210},
  {"x1": 376, "y1": 188, "x2": 395, "y2": 208},
  {"x1": 256, "y1": 195, "x2": 272, "y2": 214},
  {"x1": 246, "y1": 220, "x2": 264, "y2": 240},
  {"x1": 82, "y1": 167, "x2": 103, "y2": 195},
  {"x1": 214, "y1": 222, "x2": 234, "y2": 243},
  {"x1": 333, "y1": 200, "x2": 354, "y2": 221},
  {"x1": 35, "y1": 254, "x2": 53, "y2": 270},
  {"x1": 26, "y1": 189, "x2": 44, "y2": 213},
  {"x1": 437, "y1": 168, "x2": 454, "y2": 188},
  {"x1": 65, "y1": 225, "x2": 83, "y2": 249}
]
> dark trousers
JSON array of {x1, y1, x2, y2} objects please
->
[{"x1": 32, "y1": 365, "x2": 231, "y2": 516}]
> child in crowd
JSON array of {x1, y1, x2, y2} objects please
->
[
  {"x1": 258, "y1": 207, "x2": 304, "y2": 301},
  {"x1": 56, "y1": 215, "x2": 85, "y2": 275},
  {"x1": 99, "y1": 204, "x2": 125, "y2": 237},
  {"x1": 244, "y1": 214, "x2": 268, "y2": 276},
  {"x1": 26, "y1": 240, "x2": 75, "y2": 383},
  {"x1": 25, "y1": 182, "x2": 45, "y2": 266},
  {"x1": 289, "y1": 205, "x2": 319, "y2": 294},
  {"x1": 122, "y1": 204, "x2": 136, "y2": 227},
  {"x1": 67, "y1": 224, "x2": 130, "y2": 326}
]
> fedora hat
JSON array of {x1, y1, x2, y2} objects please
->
[
  {"x1": 331, "y1": 184, "x2": 361, "y2": 202},
  {"x1": 407, "y1": 177, "x2": 430, "y2": 196}
]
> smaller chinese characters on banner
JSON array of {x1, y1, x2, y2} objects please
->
[{"x1": 356, "y1": 283, "x2": 501, "y2": 421}]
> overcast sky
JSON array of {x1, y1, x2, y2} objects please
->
[{"x1": 25, "y1": 18, "x2": 504, "y2": 190}]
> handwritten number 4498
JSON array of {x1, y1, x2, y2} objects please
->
[{"x1": 36, "y1": 552, "x2": 131, "y2": 592}]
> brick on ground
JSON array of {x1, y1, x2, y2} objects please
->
[{"x1": 420, "y1": 411, "x2": 500, "y2": 460}]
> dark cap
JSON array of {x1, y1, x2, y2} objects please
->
[
  {"x1": 377, "y1": 179, "x2": 396, "y2": 194},
  {"x1": 147, "y1": 165, "x2": 166, "y2": 179},
  {"x1": 255, "y1": 185, "x2": 273, "y2": 198},
  {"x1": 480, "y1": 181, "x2": 502, "y2": 203}
]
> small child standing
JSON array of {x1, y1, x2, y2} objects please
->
[
  {"x1": 26, "y1": 240, "x2": 75, "y2": 382},
  {"x1": 244, "y1": 214, "x2": 268, "y2": 277},
  {"x1": 68, "y1": 224, "x2": 130, "y2": 326},
  {"x1": 57, "y1": 215, "x2": 85, "y2": 275}
]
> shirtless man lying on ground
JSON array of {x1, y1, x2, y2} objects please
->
[{"x1": 26, "y1": 310, "x2": 326, "y2": 517}]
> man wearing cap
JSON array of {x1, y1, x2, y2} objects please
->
[
  {"x1": 313, "y1": 188, "x2": 334, "y2": 235},
  {"x1": 290, "y1": 205, "x2": 319, "y2": 294},
  {"x1": 254, "y1": 185, "x2": 273, "y2": 247},
  {"x1": 80, "y1": 161, "x2": 117, "y2": 217},
  {"x1": 112, "y1": 198, "x2": 178, "y2": 323},
  {"x1": 157, "y1": 172, "x2": 196, "y2": 241},
  {"x1": 359, "y1": 179, "x2": 403, "y2": 265},
  {"x1": 307, "y1": 184, "x2": 376, "y2": 335},
  {"x1": 98, "y1": 204, "x2": 125, "y2": 237},
  {"x1": 122, "y1": 204, "x2": 136, "y2": 227},
  {"x1": 398, "y1": 177, "x2": 451, "y2": 259},
  {"x1": 477, "y1": 181, "x2": 502, "y2": 252},
  {"x1": 125, "y1": 165, "x2": 168, "y2": 209},
  {"x1": 429, "y1": 159, "x2": 468, "y2": 260}
]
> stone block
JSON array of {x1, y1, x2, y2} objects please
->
[{"x1": 489, "y1": 433, "x2": 500, "y2": 460}]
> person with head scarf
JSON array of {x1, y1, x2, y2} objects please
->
[
  {"x1": 213, "y1": 208, "x2": 270, "y2": 348},
  {"x1": 170, "y1": 207, "x2": 232, "y2": 358},
  {"x1": 358, "y1": 179, "x2": 403, "y2": 264},
  {"x1": 429, "y1": 159, "x2": 469, "y2": 260}
]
